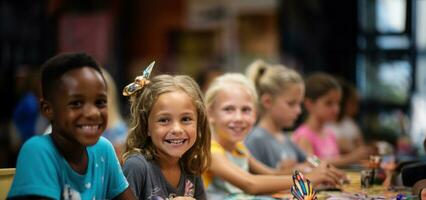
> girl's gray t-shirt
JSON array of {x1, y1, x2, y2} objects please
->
[
  {"x1": 122, "y1": 154, "x2": 206, "y2": 200},
  {"x1": 245, "y1": 126, "x2": 306, "y2": 168}
]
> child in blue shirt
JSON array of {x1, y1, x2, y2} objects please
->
[{"x1": 8, "y1": 52, "x2": 135, "y2": 200}]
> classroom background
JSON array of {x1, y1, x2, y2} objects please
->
[{"x1": 1, "y1": 0, "x2": 426, "y2": 168}]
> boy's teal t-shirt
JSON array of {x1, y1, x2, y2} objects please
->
[{"x1": 8, "y1": 135, "x2": 129, "y2": 199}]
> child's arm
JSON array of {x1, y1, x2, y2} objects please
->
[
  {"x1": 248, "y1": 155, "x2": 286, "y2": 175},
  {"x1": 248, "y1": 155, "x2": 342, "y2": 186},
  {"x1": 323, "y1": 145, "x2": 373, "y2": 167},
  {"x1": 294, "y1": 138, "x2": 315, "y2": 155},
  {"x1": 209, "y1": 153, "x2": 294, "y2": 194}
]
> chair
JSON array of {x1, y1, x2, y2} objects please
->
[{"x1": 0, "y1": 168, "x2": 15, "y2": 200}]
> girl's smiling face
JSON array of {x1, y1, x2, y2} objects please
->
[
  {"x1": 208, "y1": 84, "x2": 257, "y2": 146},
  {"x1": 148, "y1": 90, "x2": 197, "y2": 161}
]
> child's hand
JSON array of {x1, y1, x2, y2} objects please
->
[
  {"x1": 353, "y1": 145, "x2": 376, "y2": 160},
  {"x1": 306, "y1": 162, "x2": 346, "y2": 186}
]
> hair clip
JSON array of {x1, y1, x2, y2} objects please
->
[{"x1": 123, "y1": 61, "x2": 155, "y2": 96}]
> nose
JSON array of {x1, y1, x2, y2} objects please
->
[
  {"x1": 84, "y1": 104, "x2": 101, "y2": 119},
  {"x1": 234, "y1": 110, "x2": 243, "y2": 121},
  {"x1": 171, "y1": 121, "x2": 183, "y2": 135}
]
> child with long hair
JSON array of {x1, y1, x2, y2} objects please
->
[
  {"x1": 8, "y1": 52, "x2": 135, "y2": 200},
  {"x1": 292, "y1": 72, "x2": 374, "y2": 167},
  {"x1": 326, "y1": 78, "x2": 364, "y2": 154},
  {"x1": 121, "y1": 68, "x2": 211, "y2": 200},
  {"x1": 244, "y1": 60, "x2": 344, "y2": 176},
  {"x1": 203, "y1": 73, "x2": 342, "y2": 200}
]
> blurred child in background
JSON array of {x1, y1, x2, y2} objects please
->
[
  {"x1": 203, "y1": 73, "x2": 342, "y2": 200},
  {"x1": 292, "y1": 72, "x2": 375, "y2": 167},
  {"x1": 101, "y1": 68, "x2": 128, "y2": 160},
  {"x1": 245, "y1": 60, "x2": 344, "y2": 176},
  {"x1": 326, "y1": 78, "x2": 364, "y2": 154}
]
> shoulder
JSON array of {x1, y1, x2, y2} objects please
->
[
  {"x1": 246, "y1": 126, "x2": 267, "y2": 141},
  {"x1": 235, "y1": 142, "x2": 249, "y2": 156},
  {"x1": 89, "y1": 137, "x2": 116, "y2": 155},
  {"x1": 323, "y1": 127, "x2": 337, "y2": 138},
  {"x1": 211, "y1": 140, "x2": 226, "y2": 154},
  {"x1": 23, "y1": 135, "x2": 52, "y2": 147},
  {"x1": 293, "y1": 125, "x2": 312, "y2": 138},
  {"x1": 20, "y1": 135, "x2": 55, "y2": 156},
  {"x1": 294, "y1": 124, "x2": 309, "y2": 134},
  {"x1": 88, "y1": 137, "x2": 119, "y2": 166},
  {"x1": 16, "y1": 135, "x2": 58, "y2": 165},
  {"x1": 246, "y1": 127, "x2": 272, "y2": 146},
  {"x1": 124, "y1": 153, "x2": 148, "y2": 165},
  {"x1": 123, "y1": 154, "x2": 150, "y2": 171},
  {"x1": 93, "y1": 136, "x2": 115, "y2": 148}
]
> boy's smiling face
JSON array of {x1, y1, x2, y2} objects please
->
[{"x1": 44, "y1": 67, "x2": 108, "y2": 146}]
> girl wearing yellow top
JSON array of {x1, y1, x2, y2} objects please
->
[{"x1": 202, "y1": 73, "x2": 344, "y2": 200}]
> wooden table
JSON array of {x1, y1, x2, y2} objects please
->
[{"x1": 316, "y1": 171, "x2": 413, "y2": 200}]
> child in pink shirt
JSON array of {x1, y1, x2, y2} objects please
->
[
  {"x1": 293, "y1": 73, "x2": 375, "y2": 167},
  {"x1": 292, "y1": 125, "x2": 339, "y2": 159}
]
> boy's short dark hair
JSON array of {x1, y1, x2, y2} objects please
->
[{"x1": 41, "y1": 52, "x2": 103, "y2": 100}]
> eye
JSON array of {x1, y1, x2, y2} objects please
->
[
  {"x1": 242, "y1": 107, "x2": 252, "y2": 114},
  {"x1": 96, "y1": 99, "x2": 107, "y2": 108},
  {"x1": 288, "y1": 101, "x2": 298, "y2": 107},
  {"x1": 158, "y1": 117, "x2": 170, "y2": 124},
  {"x1": 182, "y1": 116, "x2": 194, "y2": 124},
  {"x1": 223, "y1": 106, "x2": 234, "y2": 112},
  {"x1": 69, "y1": 100, "x2": 83, "y2": 108},
  {"x1": 325, "y1": 100, "x2": 334, "y2": 107}
]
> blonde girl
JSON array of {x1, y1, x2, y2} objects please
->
[
  {"x1": 122, "y1": 74, "x2": 211, "y2": 200},
  {"x1": 203, "y1": 73, "x2": 340, "y2": 200},
  {"x1": 245, "y1": 60, "x2": 345, "y2": 178}
]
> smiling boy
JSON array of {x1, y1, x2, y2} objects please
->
[{"x1": 7, "y1": 52, "x2": 135, "y2": 200}]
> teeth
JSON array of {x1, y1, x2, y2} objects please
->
[
  {"x1": 165, "y1": 139, "x2": 185, "y2": 144},
  {"x1": 80, "y1": 125, "x2": 99, "y2": 132},
  {"x1": 231, "y1": 127, "x2": 244, "y2": 132}
]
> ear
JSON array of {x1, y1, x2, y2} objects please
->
[
  {"x1": 260, "y1": 94, "x2": 273, "y2": 109},
  {"x1": 304, "y1": 98, "x2": 314, "y2": 112},
  {"x1": 206, "y1": 106, "x2": 215, "y2": 124},
  {"x1": 40, "y1": 98, "x2": 53, "y2": 120}
]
